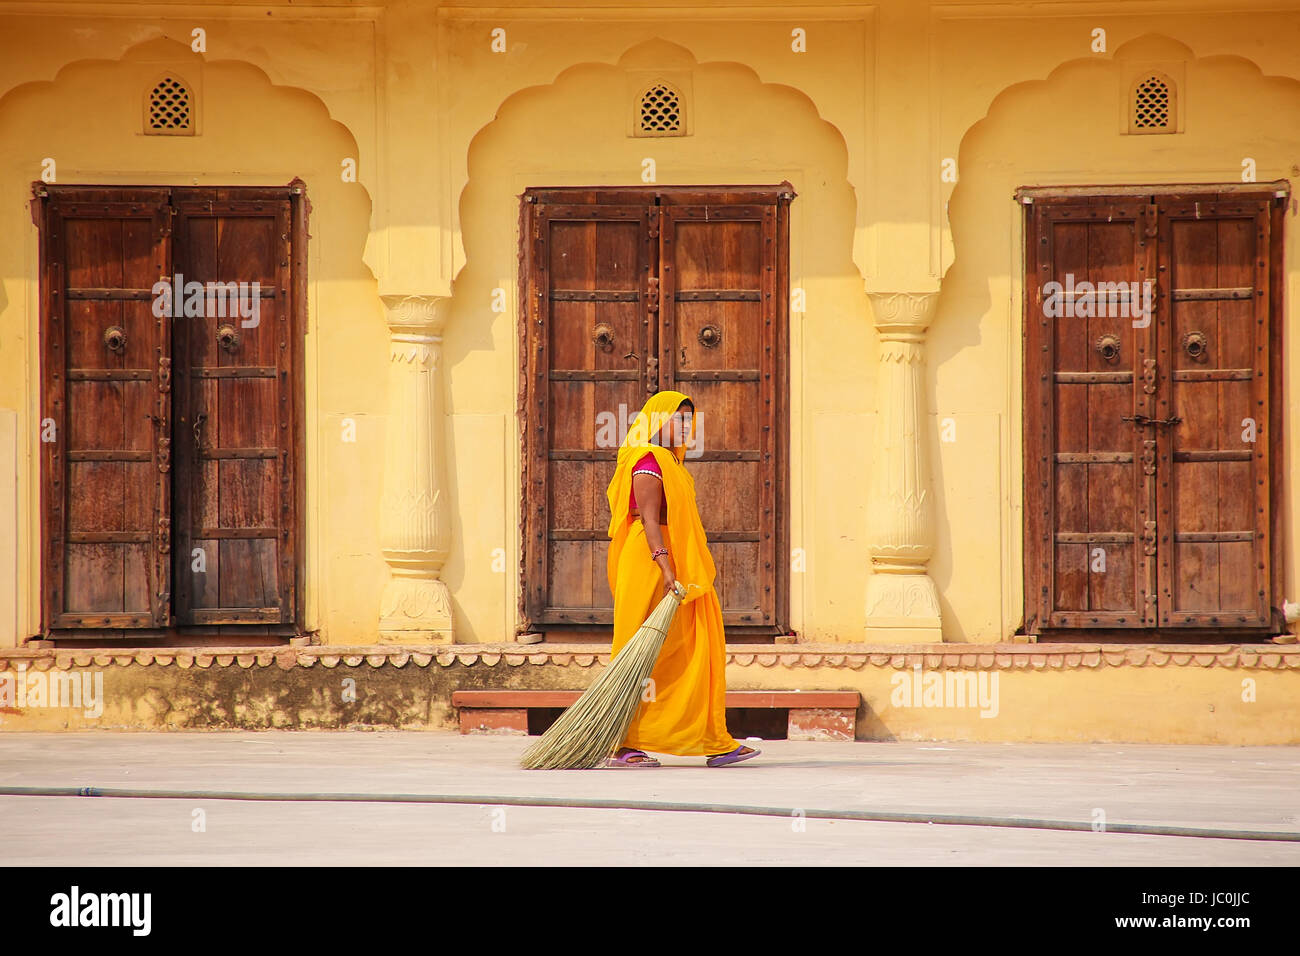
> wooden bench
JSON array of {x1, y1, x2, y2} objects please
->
[{"x1": 451, "y1": 689, "x2": 860, "y2": 741}]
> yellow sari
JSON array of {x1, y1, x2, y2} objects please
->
[{"x1": 605, "y1": 390, "x2": 740, "y2": 756}]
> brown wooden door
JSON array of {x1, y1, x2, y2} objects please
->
[
  {"x1": 1023, "y1": 187, "x2": 1284, "y2": 639},
  {"x1": 172, "y1": 190, "x2": 297, "y2": 626},
  {"x1": 39, "y1": 188, "x2": 174, "y2": 629},
  {"x1": 37, "y1": 184, "x2": 304, "y2": 636},
  {"x1": 520, "y1": 185, "x2": 793, "y2": 638}
]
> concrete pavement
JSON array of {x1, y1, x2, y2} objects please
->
[{"x1": 1, "y1": 732, "x2": 1297, "y2": 865}]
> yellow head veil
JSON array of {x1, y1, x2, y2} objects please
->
[
  {"x1": 606, "y1": 390, "x2": 714, "y2": 604},
  {"x1": 614, "y1": 388, "x2": 696, "y2": 470}
]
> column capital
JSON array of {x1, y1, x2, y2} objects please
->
[
  {"x1": 380, "y1": 293, "x2": 452, "y2": 337},
  {"x1": 866, "y1": 290, "x2": 940, "y2": 340}
]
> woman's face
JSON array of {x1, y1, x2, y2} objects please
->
[{"x1": 659, "y1": 406, "x2": 693, "y2": 448}]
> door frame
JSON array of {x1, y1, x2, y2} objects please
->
[
  {"x1": 1016, "y1": 180, "x2": 1289, "y2": 642},
  {"x1": 32, "y1": 181, "x2": 310, "y2": 641},
  {"x1": 517, "y1": 183, "x2": 793, "y2": 639}
]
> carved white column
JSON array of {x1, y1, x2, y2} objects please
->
[
  {"x1": 378, "y1": 295, "x2": 454, "y2": 644},
  {"x1": 864, "y1": 291, "x2": 942, "y2": 642}
]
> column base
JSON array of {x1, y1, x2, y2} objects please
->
[
  {"x1": 865, "y1": 572, "x2": 943, "y2": 643},
  {"x1": 378, "y1": 576, "x2": 454, "y2": 645}
]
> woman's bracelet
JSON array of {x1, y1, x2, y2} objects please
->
[{"x1": 650, "y1": 547, "x2": 669, "y2": 560}]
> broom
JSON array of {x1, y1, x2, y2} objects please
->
[{"x1": 519, "y1": 580, "x2": 692, "y2": 770}]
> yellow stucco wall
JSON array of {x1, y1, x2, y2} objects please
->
[{"x1": 1, "y1": 2, "x2": 1298, "y2": 648}]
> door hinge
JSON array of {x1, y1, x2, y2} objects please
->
[{"x1": 1143, "y1": 203, "x2": 1158, "y2": 238}]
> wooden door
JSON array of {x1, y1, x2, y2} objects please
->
[
  {"x1": 37, "y1": 184, "x2": 305, "y2": 637},
  {"x1": 1022, "y1": 186, "x2": 1285, "y2": 640},
  {"x1": 520, "y1": 185, "x2": 793, "y2": 638},
  {"x1": 38, "y1": 188, "x2": 173, "y2": 629},
  {"x1": 172, "y1": 189, "x2": 298, "y2": 626}
]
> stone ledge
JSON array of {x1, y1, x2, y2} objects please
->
[
  {"x1": 2, "y1": 642, "x2": 1297, "y2": 742},
  {"x1": 1, "y1": 641, "x2": 1297, "y2": 671}
]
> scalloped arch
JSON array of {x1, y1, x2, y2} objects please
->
[
  {"x1": 955, "y1": 33, "x2": 1300, "y2": 186},
  {"x1": 0, "y1": 35, "x2": 371, "y2": 203},
  {"x1": 459, "y1": 36, "x2": 859, "y2": 285}
]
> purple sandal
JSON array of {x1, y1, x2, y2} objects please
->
[
  {"x1": 706, "y1": 745, "x2": 761, "y2": 768},
  {"x1": 605, "y1": 748, "x2": 661, "y2": 768}
]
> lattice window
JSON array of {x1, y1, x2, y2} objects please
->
[
  {"x1": 145, "y1": 75, "x2": 194, "y2": 135},
  {"x1": 636, "y1": 83, "x2": 684, "y2": 137},
  {"x1": 1131, "y1": 74, "x2": 1174, "y2": 134}
]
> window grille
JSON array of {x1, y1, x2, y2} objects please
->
[
  {"x1": 145, "y1": 75, "x2": 193, "y2": 135},
  {"x1": 637, "y1": 83, "x2": 684, "y2": 136},
  {"x1": 1132, "y1": 74, "x2": 1174, "y2": 133}
]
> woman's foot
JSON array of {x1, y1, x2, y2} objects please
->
[
  {"x1": 706, "y1": 745, "x2": 760, "y2": 767},
  {"x1": 606, "y1": 747, "x2": 661, "y2": 768}
]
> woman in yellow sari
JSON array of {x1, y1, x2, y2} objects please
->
[{"x1": 603, "y1": 389, "x2": 760, "y2": 769}]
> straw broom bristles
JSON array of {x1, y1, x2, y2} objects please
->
[{"x1": 519, "y1": 581, "x2": 689, "y2": 770}]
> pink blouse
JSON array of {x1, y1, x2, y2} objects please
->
[{"x1": 629, "y1": 451, "x2": 665, "y2": 515}]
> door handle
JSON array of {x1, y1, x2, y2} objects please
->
[
  {"x1": 1122, "y1": 414, "x2": 1182, "y2": 427},
  {"x1": 193, "y1": 412, "x2": 207, "y2": 447}
]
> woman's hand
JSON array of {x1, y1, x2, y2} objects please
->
[{"x1": 657, "y1": 557, "x2": 677, "y2": 596}]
